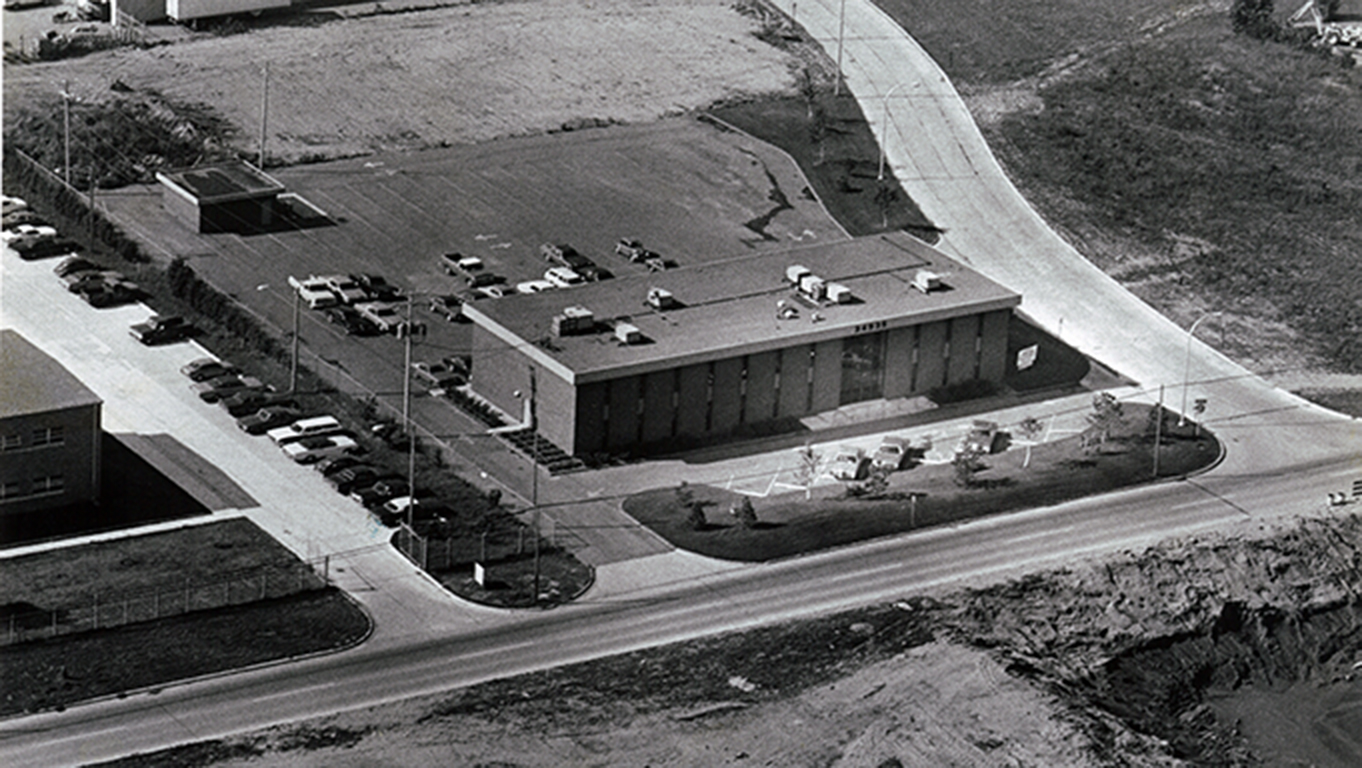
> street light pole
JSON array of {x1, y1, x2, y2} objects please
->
[
  {"x1": 877, "y1": 83, "x2": 905, "y2": 181},
  {"x1": 529, "y1": 365, "x2": 540, "y2": 603},
  {"x1": 834, "y1": 0, "x2": 846, "y2": 96},
  {"x1": 289, "y1": 286, "x2": 300, "y2": 394},
  {"x1": 1180, "y1": 312, "x2": 1221, "y2": 426},
  {"x1": 61, "y1": 81, "x2": 72, "y2": 187}
]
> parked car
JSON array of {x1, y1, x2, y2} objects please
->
[
  {"x1": 181, "y1": 357, "x2": 240, "y2": 382},
  {"x1": 428, "y1": 294, "x2": 462, "y2": 322},
  {"x1": 314, "y1": 456, "x2": 371, "y2": 477},
  {"x1": 195, "y1": 375, "x2": 269, "y2": 404},
  {"x1": 515, "y1": 279, "x2": 557, "y2": 294},
  {"x1": 471, "y1": 286, "x2": 505, "y2": 300},
  {"x1": 354, "y1": 301, "x2": 402, "y2": 333},
  {"x1": 222, "y1": 390, "x2": 297, "y2": 417},
  {"x1": 237, "y1": 406, "x2": 304, "y2": 435},
  {"x1": 63, "y1": 269, "x2": 123, "y2": 291},
  {"x1": 378, "y1": 496, "x2": 450, "y2": 527},
  {"x1": 957, "y1": 419, "x2": 1000, "y2": 455},
  {"x1": 267, "y1": 415, "x2": 343, "y2": 445},
  {"x1": 871, "y1": 435, "x2": 911, "y2": 472},
  {"x1": 2, "y1": 195, "x2": 29, "y2": 216},
  {"x1": 129, "y1": 315, "x2": 192, "y2": 345},
  {"x1": 439, "y1": 252, "x2": 484, "y2": 277},
  {"x1": 283, "y1": 434, "x2": 362, "y2": 464},
  {"x1": 78, "y1": 281, "x2": 140, "y2": 308},
  {"x1": 324, "y1": 306, "x2": 381, "y2": 336},
  {"x1": 2, "y1": 210, "x2": 46, "y2": 229},
  {"x1": 327, "y1": 466, "x2": 388, "y2": 494},
  {"x1": 321, "y1": 274, "x2": 367, "y2": 305},
  {"x1": 412, "y1": 357, "x2": 467, "y2": 389},
  {"x1": 615, "y1": 238, "x2": 648, "y2": 261},
  {"x1": 54, "y1": 255, "x2": 98, "y2": 277},
  {"x1": 465, "y1": 271, "x2": 502, "y2": 288},
  {"x1": 2, "y1": 223, "x2": 58, "y2": 243},
  {"x1": 13, "y1": 237, "x2": 81, "y2": 261},
  {"x1": 287, "y1": 275, "x2": 339, "y2": 309},
  {"x1": 544, "y1": 266, "x2": 584, "y2": 288},
  {"x1": 352, "y1": 273, "x2": 402, "y2": 302},
  {"x1": 828, "y1": 446, "x2": 869, "y2": 481},
  {"x1": 349, "y1": 479, "x2": 410, "y2": 508}
]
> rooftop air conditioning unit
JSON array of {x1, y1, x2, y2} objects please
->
[
  {"x1": 552, "y1": 305, "x2": 595, "y2": 336},
  {"x1": 799, "y1": 274, "x2": 826, "y2": 300},
  {"x1": 827, "y1": 282, "x2": 853, "y2": 304},
  {"x1": 646, "y1": 287, "x2": 678, "y2": 310},
  {"x1": 614, "y1": 322, "x2": 643, "y2": 345},
  {"x1": 786, "y1": 264, "x2": 812, "y2": 285},
  {"x1": 913, "y1": 270, "x2": 942, "y2": 293}
]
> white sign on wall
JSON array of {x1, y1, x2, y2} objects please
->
[
  {"x1": 1017, "y1": 344, "x2": 1039, "y2": 371},
  {"x1": 473, "y1": 562, "x2": 486, "y2": 587}
]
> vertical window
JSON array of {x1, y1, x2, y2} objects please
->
[
  {"x1": 0, "y1": 480, "x2": 22, "y2": 499},
  {"x1": 942, "y1": 323, "x2": 953, "y2": 386},
  {"x1": 34, "y1": 475, "x2": 64, "y2": 494},
  {"x1": 910, "y1": 326, "x2": 921, "y2": 393},
  {"x1": 31, "y1": 426, "x2": 64, "y2": 447},
  {"x1": 840, "y1": 331, "x2": 886, "y2": 405},
  {"x1": 1, "y1": 434, "x2": 21, "y2": 451},
  {"x1": 807, "y1": 345, "x2": 816, "y2": 411},
  {"x1": 738, "y1": 357, "x2": 749, "y2": 425},
  {"x1": 671, "y1": 369, "x2": 681, "y2": 437},
  {"x1": 974, "y1": 324, "x2": 984, "y2": 379},
  {"x1": 705, "y1": 363, "x2": 715, "y2": 431}
]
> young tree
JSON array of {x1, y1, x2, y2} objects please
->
[
  {"x1": 733, "y1": 496, "x2": 758, "y2": 529},
  {"x1": 952, "y1": 445, "x2": 985, "y2": 488},
  {"x1": 687, "y1": 502, "x2": 707, "y2": 531},
  {"x1": 1086, "y1": 392, "x2": 1126, "y2": 450},
  {"x1": 795, "y1": 65, "x2": 819, "y2": 120},
  {"x1": 809, "y1": 103, "x2": 829, "y2": 166},
  {"x1": 1016, "y1": 416, "x2": 1043, "y2": 468},
  {"x1": 794, "y1": 443, "x2": 823, "y2": 499},
  {"x1": 874, "y1": 181, "x2": 898, "y2": 229}
]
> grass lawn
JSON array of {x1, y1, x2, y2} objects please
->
[
  {"x1": 624, "y1": 404, "x2": 1218, "y2": 562},
  {"x1": 0, "y1": 588, "x2": 369, "y2": 717},
  {"x1": 427, "y1": 547, "x2": 594, "y2": 610}
]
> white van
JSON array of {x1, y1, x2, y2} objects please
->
[{"x1": 266, "y1": 415, "x2": 343, "y2": 445}]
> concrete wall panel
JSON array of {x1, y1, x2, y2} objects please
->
[
  {"x1": 710, "y1": 357, "x2": 743, "y2": 434},
  {"x1": 777, "y1": 345, "x2": 813, "y2": 418},
  {"x1": 979, "y1": 310, "x2": 1011, "y2": 383},
  {"x1": 882, "y1": 325, "x2": 917, "y2": 399},
  {"x1": 810, "y1": 340, "x2": 842, "y2": 412},
  {"x1": 745, "y1": 351, "x2": 778, "y2": 424},
  {"x1": 606, "y1": 376, "x2": 641, "y2": 450},
  {"x1": 948, "y1": 314, "x2": 980, "y2": 384},
  {"x1": 676, "y1": 363, "x2": 710, "y2": 436},
  {"x1": 641, "y1": 370, "x2": 675, "y2": 444},
  {"x1": 917, "y1": 320, "x2": 948, "y2": 392},
  {"x1": 574, "y1": 382, "x2": 607, "y2": 455}
]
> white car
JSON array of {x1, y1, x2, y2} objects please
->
[
  {"x1": 282, "y1": 434, "x2": 361, "y2": 464},
  {"x1": 267, "y1": 415, "x2": 343, "y2": 445},
  {"x1": 321, "y1": 274, "x2": 368, "y2": 305},
  {"x1": 515, "y1": 279, "x2": 557, "y2": 294},
  {"x1": 871, "y1": 435, "x2": 911, "y2": 472},
  {"x1": 2, "y1": 223, "x2": 57, "y2": 242},
  {"x1": 1, "y1": 195, "x2": 28, "y2": 216},
  {"x1": 471, "y1": 286, "x2": 505, "y2": 300},
  {"x1": 544, "y1": 266, "x2": 584, "y2": 288},
  {"x1": 355, "y1": 301, "x2": 403, "y2": 332},
  {"x1": 287, "y1": 275, "x2": 339, "y2": 309},
  {"x1": 828, "y1": 446, "x2": 868, "y2": 481}
]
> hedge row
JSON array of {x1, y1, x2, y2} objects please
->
[{"x1": 3, "y1": 150, "x2": 148, "y2": 264}]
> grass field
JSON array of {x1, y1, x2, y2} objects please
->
[
  {"x1": 880, "y1": 0, "x2": 1362, "y2": 375},
  {"x1": 625, "y1": 404, "x2": 1219, "y2": 562}
]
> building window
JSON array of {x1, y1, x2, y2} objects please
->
[
  {"x1": 738, "y1": 357, "x2": 748, "y2": 424},
  {"x1": 705, "y1": 363, "x2": 715, "y2": 431},
  {"x1": 1, "y1": 434, "x2": 21, "y2": 451},
  {"x1": 807, "y1": 346, "x2": 816, "y2": 412},
  {"x1": 910, "y1": 326, "x2": 921, "y2": 393},
  {"x1": 975, "y1": 324, "x2": 984, "y2": 379},
  {"x1": 31, "y1": 426, "x2": 65, "y2": 447},
  {"x1": 33, "y1": 475, "x2": 64, "y2": 495},
  {"x1": 0, "y1": 480, "x2": 22, "y2": 500}
]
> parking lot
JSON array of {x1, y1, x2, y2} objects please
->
[{"x1": 85, "y1": 118, "x2": 844, "y2": 561}]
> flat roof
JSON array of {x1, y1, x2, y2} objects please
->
[
  {"x1": 156, "y1": 161, "x2": 286, "y2": 205},
  {"x1": 466, "y1": 232, "x2": 1021, "y2": 383},
  {"x1": 0, "y1": 329, "x2": 102, "y2": 419}
]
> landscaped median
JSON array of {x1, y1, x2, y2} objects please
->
[{"x1": 624, "y1": 403, "x2": 1220, "y2": 562}]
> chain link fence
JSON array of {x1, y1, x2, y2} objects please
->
[{"x1": 1, "y1": 558, "x2": 330, "y2": 646}]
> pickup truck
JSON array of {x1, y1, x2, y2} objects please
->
[
  {"x1": 355, "y1": 301, "x2": 402, "y2": 333},
  {"x1": 320, "y1": 274, "x2": 368, "y2": 305},
  {"x1": 287, "y1": 275, "x2": 339, "y2": 309},
  {"x1": 129, "y1": 315, "x2": 192, "y2": 345},
  {"x1": 194, "y1": 375, "x2": 269, "y2": 404},
  {"x1": 412, "y1": 357, "x2": 467, "y2": 390}
]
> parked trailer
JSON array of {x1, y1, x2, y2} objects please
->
[{"x1": 166, "y1": 0, "x2": 288, "y2": 22}]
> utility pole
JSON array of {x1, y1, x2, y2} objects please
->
[
  {"x1": 258, "y1": 62, "x2": 269, "y2": 170},
  {"x1": 530, "y1": 365, "x2": 540, "y2": 604},
  {"x1": 61, "y1": 81, "x2": 72, "y2": 186},
  {"x1": 834, "y1": 0, "x2": 846, "y2": 96},
  {"x1": 403, "y1": 295, "x2": 415, "y2": 528},
  {"x1": 289, "y1": 286, "x2": 300, "y2": 393},
  {"x1": 1152, "y1": 384, "x2": 1164, "y2": 478}
]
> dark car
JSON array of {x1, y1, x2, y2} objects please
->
[
  {"x1": 53, "y1": 255, "x2": 98, "y2": 277},
  {"x1": 328, "y1": 467, "x2": 390, "y2": 495},
  {"x1": 79, "y1": 282, "x2": 140, "y2": 308},
  {"x1": 314, "y1": 456, "x2": 371, "y2": 477},
  {"x1": 129, "y1": 315, "x2": 192, "y2": 345},
  {"x1": 13, "y1": 237, "x2": 81, "y2": 261},
  {"x1": 352, "y1": 273, "x2": 402, "y2": 302},
  {"x1": 237, "y1": 406, "x2": 304, "y2": 435},
  {"x1": 349, "y1": 479, "x2": 411, "y2": 509},
  {"x1": 427, "y1": 295, "x2": 462, "y2": 322},
  {"x1": 324, "y1": 306, "x2": 381, "y2": 336},
  {"x1": 221, "y1": 390, "x2": 297, "y2": 418},
  {"x1": 181, "y1": 358, "x2": 240, "y2": 382}
]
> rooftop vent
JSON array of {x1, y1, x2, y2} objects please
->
[
  {"x1": 646, "y1": 287, "x2": 678, "y2": 310},
  {"x1": 798, "y1": 274, "x2": 826, "y2": 300},
  {"x1": 614, "y1": 322, "x2": 643, "y2": 345},
  {"x1": 552, "y1": 305, "x2": 595, "y2": 336},
  {"x1": 913, "y1": 270, "x2": 942, "y2": 293},
  {"x1": 826, "y1": 282, "x2": 853, "y2": 304},
  {"x1": 786, "y1": 264, "x2": 812, "y2": 285}
]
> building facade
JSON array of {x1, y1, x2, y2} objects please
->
[
  {"x1": 464, "y1": 232, "x2": 1022, "y2": 457},
  {"x1": 0, "y1": 330, "x2": 103, "y2": 516},
  {"x1": 156, "y1": 161, "x2": 286, "y2": 234}
]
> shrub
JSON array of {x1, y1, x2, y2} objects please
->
[{"x1": 928, "y1": 379, "x2": 999, "y2": 405}]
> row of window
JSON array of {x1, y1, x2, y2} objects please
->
[
  {"x1": 0, "y1": 426, "x2": 66, "y2": 451},
  {"x1": 0, "y1": 474, "x2": 66, "y2": 502}
]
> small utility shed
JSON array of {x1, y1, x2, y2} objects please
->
[{"x1": 156, "y1": 161, "x2": 285, "y2": 234}]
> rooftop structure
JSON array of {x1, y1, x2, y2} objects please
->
[
  {"x1": 0, "y1": 329, "x2": 102, "y2": 419},
  {"x1": 156, "y1": 160, "x2": 287, "y2": 233}
]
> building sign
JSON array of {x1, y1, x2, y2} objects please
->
[
  {"x1": 1016, "y1": 344, "x2": 1039, "y2": 371},
  {"x1": 473, "y1": 562, "x2": 486, "y2": 587}
]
